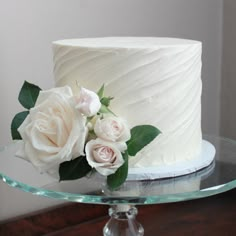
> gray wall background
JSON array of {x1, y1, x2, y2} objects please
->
[
  {"x1": 221, "y1": 0, "x2": 236, "y2": 139},
  {"x1": 0, "y1": 0, "x2": 231, "y2": 221}
]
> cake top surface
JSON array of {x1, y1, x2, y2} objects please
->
[{"x1": 53, "y1": 37, "x2": 201, "y2": 49}]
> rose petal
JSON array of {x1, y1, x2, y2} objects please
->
[
  {"x1": 94, "y1": 116, "x2": 131, "y2": 142},
  {"x1": 85, "y1": 138, "x2": 124, "y2": 176},
  {"x1": 74, "y1": 87, "x2": 101, "y2": 117},
  {"x1": 17, "y1": 86, "x2": 88, "y2": 173}
]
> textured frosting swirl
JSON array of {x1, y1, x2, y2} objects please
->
[{"x1": 52, "y1": 37, "x2": 202, "y2": 168}]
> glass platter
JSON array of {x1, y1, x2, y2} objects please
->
[
  {"x1": 0, "y1": 134, "x2": 236, "y2": 205},
  {"x1": 1, "y1": 134, "x2": 236, "y2": 235}
]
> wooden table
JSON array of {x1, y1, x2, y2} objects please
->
[{"x1": 0, "y1": 188, "x2": 235, "y2": 236}]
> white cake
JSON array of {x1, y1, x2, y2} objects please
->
[{"x1": 52, "y1": 37, "x2": 205, "y2": 179}]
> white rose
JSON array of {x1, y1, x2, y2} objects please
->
[
  {"x1": 85, "y1": 139, "x2": 124, "y2": 176},
  {"x1": 94, "y1": 116, "x2": 131, "y2": 143},
  {"x1": 17, "y1": 86, "x2": 88, "y2": 173},
  {"x1": 74, "y1": 87, "x2": 101, "y2": 117}
]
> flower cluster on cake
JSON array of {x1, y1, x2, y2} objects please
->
[{"x1": 11, "y1": 81, "x2": 160, "y2": 189}]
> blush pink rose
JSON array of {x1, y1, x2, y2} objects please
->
[
  {"x1": 17, "y1": 86, "x2": 88, "y2": 173},
  {"x1": 85, "y1": 138, "x2": 124, "y2": 176},
  {"x1": 74, "y1": 87, "x2": 101, "y2": 117},
  {"x1": 94, "y1": 116, "x2": 131, "y2": 143}
]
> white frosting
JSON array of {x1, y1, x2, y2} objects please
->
[{"x1": 52, "y1": 37, "x2": 202, "y2": 171}]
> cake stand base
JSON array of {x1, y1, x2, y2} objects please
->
[{"x1": 103, "y1": 205, "x2": 144, "y2": 236}]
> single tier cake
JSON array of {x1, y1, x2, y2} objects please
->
[{"x1": 52, "y1": 37, "x2": 206, "y2": 179}]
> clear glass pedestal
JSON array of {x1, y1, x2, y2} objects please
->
[{"x1": 104, "y1": 205, "x2": 144, "y2": 236}]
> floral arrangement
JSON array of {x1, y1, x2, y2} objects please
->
[{"x1": 11, "y1": 81, "x2": 160, "y2": 189}]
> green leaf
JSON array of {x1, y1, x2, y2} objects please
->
[
  {"x1": 18, "y1": 81, "x2": 41, "y2": 109},
  {"x1": 97, "y1": 84, "x2": 105, "y2": 99},
  {"x1": 127, "y1": 125, "x2": 161, "y2": 156},
  {"x1": 107, "y1": 151, "x2": 128, "y2": 190},
  {"x1": 100, "y1": 96, "x2": 114, "y2": 107},
  {"x1": 11, "y1": 111, "x2": 29, "y2": 140},
  {"x1": 99, "y1": 104, "x2": 116, "y2": 116},
  {"x1": 59, "y1": 156, "x2": 92, "y2": 181}
]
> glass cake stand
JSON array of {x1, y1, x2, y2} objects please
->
[{"x1": 0, "y1": 135, "x2": 236, "y2": 236}]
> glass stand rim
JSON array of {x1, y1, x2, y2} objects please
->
[{"x1": 0, "y1": 134, "x2": 236, "y2": 205}]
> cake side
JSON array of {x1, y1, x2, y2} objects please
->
[{"x1": 52, "y1": 37, "x2": 202, "y2": 169}]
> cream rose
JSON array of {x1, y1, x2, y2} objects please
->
[
  {"x1": 74, "y1": 87, "x2": 101, "y2": 117},
  {"x1": 17, "y1": 86, "x2": 88, "y2": 172},
  {"x1": 94, "y1": 116, "x2": 131, "y2": 143},
  {"x1": 85, "y1": 139, "x2": 124, "y2": 176}
]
